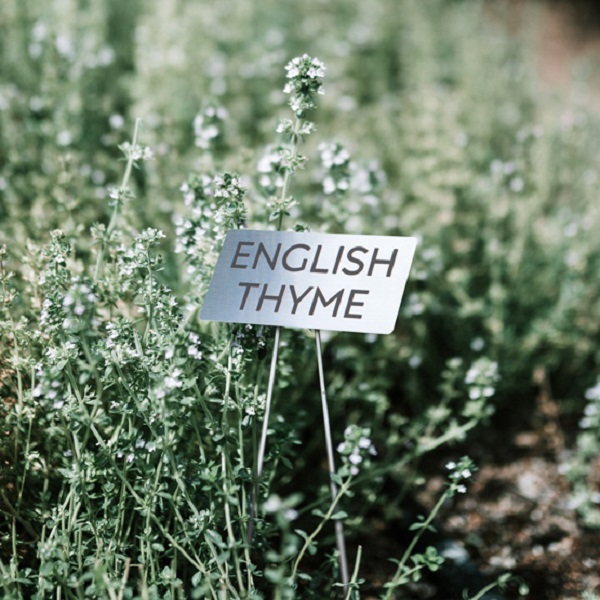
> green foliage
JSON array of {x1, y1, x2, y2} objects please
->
[
  {"x1": 566, "y1": 379, "x2": 600, "y2": 528},
  {"x1": 1, "y1": 0, "x2": 599, "y2": 597}
]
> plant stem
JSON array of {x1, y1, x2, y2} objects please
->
[
  {"x1": 348, "y1": 545, "x2": 362, "y2": 596},
  {"x1": 382, "y1": 489, "x2": 450, "y2": 600},
  {"x1": 94, "y1": 118, "x2": 142, "y2": 283},
  {"x1": 290, "y1": 476, "x2": 352, "y2": 582},
  {"x1": 276, "y1": 116, "x2": 303, "y2": 232}
]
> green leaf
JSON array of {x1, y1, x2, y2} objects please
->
[{"x1": 330, "y1": 510, "x2": 348, "y2": 520}]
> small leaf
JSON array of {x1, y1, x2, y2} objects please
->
[{"x1": 331, "y1": 510, "x2": 348, "y2": 520}]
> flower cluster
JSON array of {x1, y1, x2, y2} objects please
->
[
  {"x1": 186, "y1": 331, "x2": 203, "y2": 361},
  {"x1": 174, "y1": 173, "x2": 247, "y2": 301},
  {"x1": 464, "y1": 357, "x2": 498, "y2": 401},
  {"x1": 58, "y1": 278, "x2": 100, "y2": 335},
  {"x1": 174, "y1": 175, "x2": 216, "y2": 278},
  {"x1": 319, "y1": 141, "x2": 351, "y2": 196},
  {"x1": 98, "y1": 319, "x2": 140, "y2": 370},
  {"x1": 118, "y1": 140, "x2": 154, "y2": 163},
  {"x1": 194, "y1": 104, "x2": 228, "y2": 150},
  {"x1": 283, "y1": 54, "x2": 325, "y2": 116},
  {"x1": 231, "y1": 323, "x2": 268, "y2": 361},
  {"x1": 116, "y1": 228, "x2": 166, "y2": 285},
  {"x1": 106, "y1": 185, "x2": 134, "y2": 209},
  {"x1": 445, "y1": 456, "x2": 477, "y2": 494},
  {"x1": 256, "y1": 144, "x2": 286, "y2": 196},
  {"x1": 578, "y1": 379, "x2": 600, "y2": 431},
  {"x1": 337, "y1": 425, "x2": 377, "y2": 476},
  {"x1": 315, "y1": 141, "x2": 388, "y2": 231},
  {"x1": 32, "y1": 376, "x2": 66, "y2": 411},
  {"x1": 565, "y1": 377, "x2": 600, "y2": 527},
  {"x1": 40, "y1": 230, "x2": 70, "y2": 282},
  {"x1": 276, "y1": 118, "x2": 316, "y2": 139},
  {"x1": 351, "y1": 160, "x2": 387, "y2": 196},
  {"x1": 212, "y1": 172, "x2": 247, "y2": 239}
]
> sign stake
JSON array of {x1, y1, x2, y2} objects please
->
[
  {"x1": 315, "y1": 329, "x2": 350, "y2": 594},
  {"x1": 248, "y1": 325, "x2": 281, "y2": 543},
  {"x1": 257, "y1": 325, "x2": 281, "y2": 482}
]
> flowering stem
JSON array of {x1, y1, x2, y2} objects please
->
[
  {"x1": 93, "y1": 118, "x2": 142, "y2": 283},
  {"x1": 382, "y1": 489, "x2": 449, "y2": 600},
  {"x1": 276, "y1": 116, "x2": 302, "y2": 232}
]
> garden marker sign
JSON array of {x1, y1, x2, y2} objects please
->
[
  {"x1": 200, "y1": 229, "x2": 417, "y2": 334},
  {"x1": 201, "y1": 228, "x2": 416, "y2": 597}
]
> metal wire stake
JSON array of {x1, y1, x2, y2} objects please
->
[
  {"x1": 248, "y1": 325, "x2": 281, "y2": 544},
  {"x1": 315, "y1": 329, "x2": 350, "y2": 595},
  {"x1": 257, "y1": 325, "x2": 281, "y2": 481}
]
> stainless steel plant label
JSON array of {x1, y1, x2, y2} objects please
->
[{"x1": 200, "y1": 230, "x2": 417, "y2": 334}]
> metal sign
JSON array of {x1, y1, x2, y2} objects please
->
[{"x1": 200, "y1": 230, "x2": 417, "y2": 334}]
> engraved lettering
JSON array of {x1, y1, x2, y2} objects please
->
[
  {"x1": 290, "y1": 285, "x2": 314, "y2": 314},
  {"x1": 368, "y1": 247, "x2": 398, "y2": 277},
  {"x1": 231, "y1": 241, "x2": 254, "y2": 269},
  {"x1": 257, "y1": 283, "x2": 286, "y2": 312},
  {"x1": 238, "y1": 282, "x2": 260, "y2": 309},
  {"x1": 344, "y1": 289, "x2": 369, "y2": 319},
  {"x1": 282, "y1": 243, "x2": 310, "y2": 272},
  {"x1": 332, "y1": 245, "x2": 345, "y2": 275},
  {"x1": 253, "y1": 242, "x2": 282, "y2": 270},
  {"x1": 342, "y1": 246, "x2": 368, "y2": 276},
  {"x1": 309, "y1": 287, "x2": 344, "y2": 317},
  {"x1": 310, "y1": 244, "x2": 329, "y2": 274}
]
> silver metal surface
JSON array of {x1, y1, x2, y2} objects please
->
[
  {"x1": 316, "y1": 329, "x2": 350, "y2": 593},
  {"x1": 201, "y1": 230, "x2": 417, "y2": 334},
  {"x1": 248, "y1": 325, "x2": 281, "y2": 544},
  {"x1": 256, "y1": 325, "x2": 280, "y2": 482}
]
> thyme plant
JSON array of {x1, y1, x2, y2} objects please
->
[
  {"x1": 0, "y1": 48, "x2": 497, "y2": 599},
  {"x1": 2, "y1": 1, "x2": 600, "y2": 598}
]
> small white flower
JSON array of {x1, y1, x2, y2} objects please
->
[
  {"x1": 109, "y1": 114, "x2": 124, "y2": 129},
  {"x1": 56, "y1": 129, "x2": 73, "y2": 146},
  {"x1": 349, "y1": 452, "x2": 362, "y2": 466},
  {"x1": 263, "y1": 495, "x2": 282, "y2": 513},
  {"x1": 465, "y1": 367, "x2": 478, "y2": 385},
  {"x1": 283, "y1": 508, "x2": 299, "y2": 521},
  {"x1": 165, "y1": 369, "x2": 182, "y2": 389},
  {"x1": 470, "y1": 337, "x2": 485, "y2": 352}
]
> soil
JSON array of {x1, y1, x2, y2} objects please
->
[
  {"x1": 357, "y1": 370, "x2": 600, "y2": 599},
  {"x1": 356, "y1": 433, "x2": 600, "y2": 599}
]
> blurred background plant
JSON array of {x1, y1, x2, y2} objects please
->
[{"x1": 1, "y1": 0, "x2": 600, "y2": 597}]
